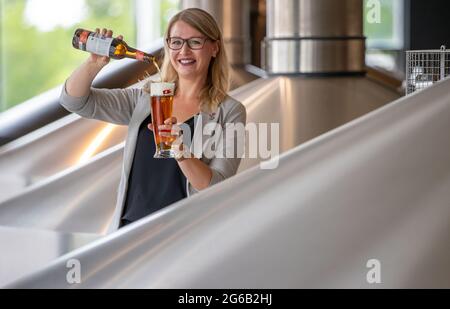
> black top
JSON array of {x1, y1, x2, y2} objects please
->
[{"x1": 121, "y1": 114, "x2": 195, "y2": 225}]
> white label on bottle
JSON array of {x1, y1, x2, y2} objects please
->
[{"x1": 85, "y1": 34, "x2": 113, "y2": 57}]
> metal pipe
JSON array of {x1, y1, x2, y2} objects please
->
[{"x1": 264, "y1": 0, "x2": 366, "y2": 75}]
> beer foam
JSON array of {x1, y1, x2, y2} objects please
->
[{"x1": 151, "y1": 82, "x2": 175, "y2": 96}]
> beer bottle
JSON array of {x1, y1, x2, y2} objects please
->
[{"x1": 72, "y1": 28, "x2": 156, "y2": 64}]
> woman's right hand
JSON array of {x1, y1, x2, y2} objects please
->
[
  {"x1": 87, "y1": 28, "x2": 124, "y2": 69},
  {"x1": 66, "y1": 28, "x2": 123, "y2": 97}
]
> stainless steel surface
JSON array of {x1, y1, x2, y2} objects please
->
[
  {"x1": 0, "y1": 72, "x2": 399, "y2": 239},
  {"x1": 0, "y1": 144, "x2": 123, "y2": 235},
  {"x1": 0, "y1": 114, "x2": 127, "y2": 204},
  {"x1": 8, "y1": 78, "x2": 450, "y2": 289},
  {"x1": 221, "y1": 0, "x2": 251, "y2": 66},
  {"x1": 0, "y1": 87, "x2": 68, "y2": 146},
  {"x1": 0, "y1": 0, "x2": 408, "y2": 288},
  {"x1": 231, "y1": 75, "x2": 399, "y2": 171},
  {"x1": 267, "y1": 0, "x2": 363, "y2": 37},
  {"x1": 0, "y1": 226, "x2": 99, "y2": 287},
  {"x1": 248, "y1": 0, "x2": 398, "y2": 171},
  {"x1": 265, "y1": 39, "x2": 365, "y2": 74},
  {"x1": 229, "y1": 65, "x2": 258, "y2": 90},
  {"x1": 264, "y1": 0, "x2": 365, "y2": 74},
  {"x1": 0, "y1": 40, "x2": 165, "y2": 146}
]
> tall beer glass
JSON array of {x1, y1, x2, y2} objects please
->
[{"x1": 151, "y1": 82, "x2": 176, "y2": 158}]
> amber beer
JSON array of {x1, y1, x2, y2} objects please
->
[{"x1": 151, "y1": 83, "x2": 176, "y2": 158}]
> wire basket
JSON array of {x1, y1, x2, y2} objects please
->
[{"x1": 406, "y1": 46, "x2": 450, "y2": 95}]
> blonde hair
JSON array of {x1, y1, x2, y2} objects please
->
[{"x1": 160, "y1": 8, "x2": 230, "y2": 113}]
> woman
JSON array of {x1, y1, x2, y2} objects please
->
[{"x1": 60, "y1": 8, "x2": 247, "y2": 233}]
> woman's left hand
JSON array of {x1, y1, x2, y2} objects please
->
[
  {"x1": 147, "y1": 117, "x2": 182, "y2": 140},
  {"x1": 158, "y1": 117, "x2": 182, "y2": 145},
  {"x1": 148, "y1": 117, "x2": 188, "y2": 160}
]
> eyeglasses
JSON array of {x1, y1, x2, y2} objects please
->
[{"x1": 167, "y1": 37, "x2": 212, "y2": 50}]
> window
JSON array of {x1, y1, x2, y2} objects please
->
[
  {"x1": 364, "y1": 0, "x2": 405, "y2": 72},
  {"x1": 0, "y1": 0, "x2": 180, "y2": 112},
  {"x1": 364, "y1": 0, "x2": 405, "y2": 50}
]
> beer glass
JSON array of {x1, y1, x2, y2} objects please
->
[{"x1": 151, "y1": 82, "x2": 176, "y2": 158}]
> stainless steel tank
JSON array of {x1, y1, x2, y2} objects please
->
[
  {"x1": 235, "y1": 0, "x2": 400, "y2": 171},
  {"x1": 8, "y1": 78, "x2": 450, "y2": 288}
]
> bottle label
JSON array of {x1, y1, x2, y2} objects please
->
[{"x1": 85, "y1": 34, "x2": 113, "y2": 57}]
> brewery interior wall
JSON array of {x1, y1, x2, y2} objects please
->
[{"x1": 409, "y1": 0, "x2": 450, "y2": 50}]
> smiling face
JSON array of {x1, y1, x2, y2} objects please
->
[{"x1": 168, "y1": 20, "x2": 219, "y2": 81}]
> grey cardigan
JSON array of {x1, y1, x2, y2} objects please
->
[{"x1": 60, "y1": 83, "x2": 247, "y2": 233}]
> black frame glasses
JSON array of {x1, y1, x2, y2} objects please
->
[{"x1": 166, "y1": 37, "x2": 212, "y2": 50}]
